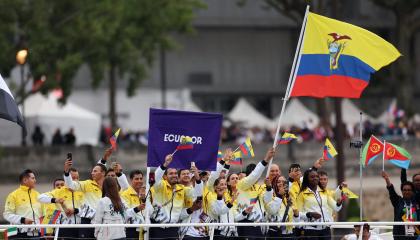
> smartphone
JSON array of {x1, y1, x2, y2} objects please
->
[
  {"x1": 67, "y1": 152, "x2": 72, "y2": 161},
  {"x1": 191, "y1": 162, "x2": 195, "y2": 167}
]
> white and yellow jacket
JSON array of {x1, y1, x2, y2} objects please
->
[
  {"x1": 150, "y1": 166, "x2": 195, "y2": 224},
  {"x1": 263, "y1": 189, "x2": 298, "y2": 234},
  {"x1": 3, "y1": 185, "x2": 42, "y2": 234},
  {"x1": 296, "y1": 186, "x2": 342, "y2": 230},
  {"x1": 236, "y1": 161, "x2": 268, "y2": 223}
]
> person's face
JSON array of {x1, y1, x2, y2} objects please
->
[
  {"x1": 23, "y1": 173, "x2": 36, "y2": 189},
  {"x1": 228, "y1": 174, "x2": 239, "y2": 188},
  {"x1": 238, "y1": 173, "x2": 246, "y2": 180},
  {"x1": 70, "y1": 171, "x2": 79, "y2": 181},
  {"x1": 131, "y1": 174, "x2": 143, "y2": 191},
  {"x1": 201, "y1": 172, "x2": 210, "y2": 182},
  {"x1": 167, "y1": 168, "x2": 178, "y2": 185},
  {"x1": 91, "y1": 166, "x2": 105, "y2": 181},
  {"x1": 269, "y1": 165, "x2": 280, "y2": 180},
  {"x1": 179, "y1": 170, "x2": 190, "y2": 184},
  {"x1": 402, "y1": 184, "x2": 414, "y2": 199},
  {"x1": 216, "y1": 179, "x2": 227, "y2": 192},
  {"x1": 106, "y1": 171, "x2": 117, "y2": 178},
  {"x1": 220, "y1": 170, "x2": 227, "y2": 179},
  {"x1": 308, "y1": 171, "x2": 319, "y2": 188},
  {"x1": 413, "y1": 175, "x2": 420, "y2": 190},
  {"x1": 319, "y1": 175, "x2": 328, "y2": 189},
  {"x1": 276, "y1": 177, "x2": 286, "y2": 195},
  {"x1": 354, "y1": 226, "x2": 370, "y2": 239},
  {"x1": 139, "y1": 186, "x2": 146, "y2": 199},
  {"x1": 54, "y1": 180, "x2": 65, "y2": 189},
  {"x1": 289, "y1": 167, "x2": 301, "y2": 181}
]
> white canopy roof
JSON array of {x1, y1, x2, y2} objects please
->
[
  {"x1": 24, "y1": 93, "x2": 101, "y2": 145},
  {"x1": 331, "y1": 99, "x2": 374, "y2": 126},
  {"x1": 228, "y1": 98, "x2": 273, "y2": 128},
  {"x1": 274, "y1": 99, "x2": 319, "y2": 129}
]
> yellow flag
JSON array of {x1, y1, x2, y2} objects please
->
[{"x1": 342, "y1": 187, "x2": 358, "y2": 199}]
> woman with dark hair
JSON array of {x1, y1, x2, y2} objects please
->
[
  {"x1": 296, "y1": 169, "x2": 342, "y2": 240},
  {"x1": 208, "y1": 177, "x2": 239, "y2": 239},
  {"x1": 93, "y1": 177, "x2": 144, "y2": 240},
  {"x1": 227, "y1": 173, "x2": 239, "y2": 197},
  {"x1": 382, "y1": 171, "x2": 420, "y2": 240},
  {"x1": 264, "y1": 175, "x2": 298, "y2": 239}
]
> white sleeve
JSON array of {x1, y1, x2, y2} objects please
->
[
  {"x1": 194, "y1": 181, "x2": 204, "y2": 197},
  {"x1": 117, "y1": 173, "x2": 129, "y2": 191},
  {"x1": 210, "y1": 199, "x2": 229, "y2": 216},
  {"x1": 92, "y1": 199, "x2": 104, "y2": 224},
  {"x1": 263, "y1": 189, "x2": 273, "y2": 204},
  {"x1": 238, "y1": 161, "x2": 266, "y2": 190},
  {"x1": 179, "y1": 208, "x2": 191, "y2": 221},
  {"x1": 38, "y1": 193, "x2": 53, "y2": 204},
  {"x1": 265, "y1": 197, "x2": 282, "y2": 215},
  {"x1": 64, "y1": 174, "x2": 82, "y2": 191},
  {"x1": 234, "y1": 211, "x2": 247, "y2": 222},
  {"x1": 155, "y1": 166, "x2": 165, "y2": 184},
  {"x1": 206, "y1": 161, "x2": 225, "y2": 191},
  {"x1": 328, "y1": 196, "x2": 342, "y2": 212}
]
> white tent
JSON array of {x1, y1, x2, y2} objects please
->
[
  {"x1": 23, "y1": 93, "x2": 101, "y2": 145},
  {"x1": 274, "y1": 99, "x2": 319, "y2": 129},
  {"x1": 375, "y1": 99, "x2": 396, "y2": 124},
  {"x1": 228, "y1": 98, "x2": 273, "y2": 128},
  {"x1": 68, "y1": 88, "x2": 201, "y2": 131},
  {"x1": 330, "y1": 99, "x2": 374, "y2": 126}
]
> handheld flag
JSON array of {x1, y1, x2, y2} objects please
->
[
  {"x1": 250, "y1": 197, "x2": 258, "y2": 205},
  {"x1": 290, "y1": 12, "x2": 401, "y2": 98},
  {"x1": 277, "y1": 132, "x2": 298, "y2": 144},
  {"x1": 0, "y1": 74, "x2": 26, "y2": 135},
  {"x1": 341, "y1": 187, "x2": 358, "y2": 199},
  {"x1": 384, "y1": 142, "x2": 411, "y2": 169},
  {"x1": 238, "y1": 137, "x2": 255, "y2": 157},
  {"x1": 361, "y1": 135, "x2": 384, "y2": 167},
  {"x1": 323, "y1": 138, "x2": 337, "y2": 160},
  {"x1": 109, "y1": 128, "x2": 121, "y2": 149},
  {"x1": 177, "y1": 136, "x2": 194, "y2": 150},
  {"x1": 217, "y1": 150, "x2": 223, "y2": 161},
  {"x1": 231, "y1": 151, "x2": 242, "y2": 165}
]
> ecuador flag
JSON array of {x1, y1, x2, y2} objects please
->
[
  {"x1": 177, "y1": 136, "x2": 194, "y2": 150},
  {"x1": 384, "y1": 142, "x2": 411, "y2": 169},
  {"x1": 290, "y1": 12, "x2": 400, "y2": 98},
  {"x1": 109, "y1": 128, "x2": 121, "y2": 149},
  {"x1": 323, "y1": 138, "x2": 337, "y2": 160},
  {"x1": 238, "y1": 137, "x2": 255, "y2": 157}
]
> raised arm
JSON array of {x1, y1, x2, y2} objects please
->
[
  {"x1": 237, "y1": 148, "x2": 275, "y2": 191},
  {"x1": 382, "y1": 171, "x2": 400, "y2": 207}
]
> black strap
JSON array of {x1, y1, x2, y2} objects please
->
[
  {"x1": 311, "y1": 189, "x2": 326, "y2": 223},
  {"x1": 281, "y1": 199, "x2": 290, "y2": 223}
]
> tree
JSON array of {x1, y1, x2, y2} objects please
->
[
  {"x1": 78, "y1": 0, "x2": 204, "y2": 130},
  {"x1": 0, "y1": 0, "x2": 88, "y2": 103},
  {"x1": 370, "y1": 0, "x2": 420, "y2": 115}
]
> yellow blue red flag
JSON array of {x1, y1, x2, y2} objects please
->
[
  {"x1": 238, "y1": 137, "x2": 255, "y2": 157},
  {"x1": 290, "y1": 12, "x2": 400, "y2": 98},
  {"x1": 323, "y1": 138, "x2": 338, "y2": 160},
  {"x1": 109, "y1": 128, "x2": 121, "y2": 149},
  {"x1": 277, "y1": 132, "x2": 298, "y2": 144}
]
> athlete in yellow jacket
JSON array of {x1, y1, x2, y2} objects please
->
[{"x1": 3, "y1": 169, "x2": 44, "y2": 238}]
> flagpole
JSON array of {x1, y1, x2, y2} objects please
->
[
  {"x1": 382, "y1": 140, "x2": 386, "y2": 172},
  {"x1": 266, "y1": 5, "x2": 310, "y2": 177},
  {"x1": 359, "y1": 112, "x2": 363, "y2": 221},
  {"x1": 144, "y1": 167, "x2": 151, "y2": 240}
]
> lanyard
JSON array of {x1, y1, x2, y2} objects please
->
[{"x1": 309, "y1": 188, "x2": 326, "y2": 222}]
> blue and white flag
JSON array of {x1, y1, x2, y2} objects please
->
[{"x1": 0, "y1": 74, "x2": 26, "y2": 135}]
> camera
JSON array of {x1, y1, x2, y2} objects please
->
[{"x1": 350, "y1": 140, "x2": 363, "y2": 149}]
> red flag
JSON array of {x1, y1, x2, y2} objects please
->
[{"x1": 361, "y1": 135, "x2": 384, "y2": 167}]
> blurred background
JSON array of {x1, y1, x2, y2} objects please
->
[{"x1": 0, "y1": 0, "x2": 419, "y2": 222}]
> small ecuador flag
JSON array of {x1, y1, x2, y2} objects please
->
[
  {"x1": 361, "y1": 135, "x2": 384, "y2": 167},
  {"x1": 290, "y1": 12, "x2": 400, "y2": 98},
  {"x1": 323, "y1": 138, "x2": 337, "y2": 160},
  {"x1": 278, "y1": 132, "x2": 298, "y2": 144},
  {"x1": 238, "y1": 137, "x2": 255, "y2": 157},
  {"x1": 109, "y1": 128, "x2": 121, "y2": 149},
  {"x1": 177, "y1": 136, "x2": 194, "y2": 150},
  {"x1": 231, "y1": 151, "x2": 242, "y2": 165},
  {"x1": 384, "y1": 142, "x2": 411, "y2": 169},
  {"x1": 250, "y1": 197, "x2": 258, "y2": 205},
  {"x1": 341, "y1": 187, "x2": 358, "y2": 199},
  {"x1": 217, "y1": 150, "x2": 223, "y2": 161}
]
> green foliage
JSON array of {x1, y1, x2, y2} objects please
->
[
  {"x1": 0, "y1": 0, "x2": 205, "y2": 103},
  {"x1": 79, "y1": 0, "x2": 205, "y2": 97},
  {"x1": 346, "y1": 198, "x2": 361, "y2": 221}
]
